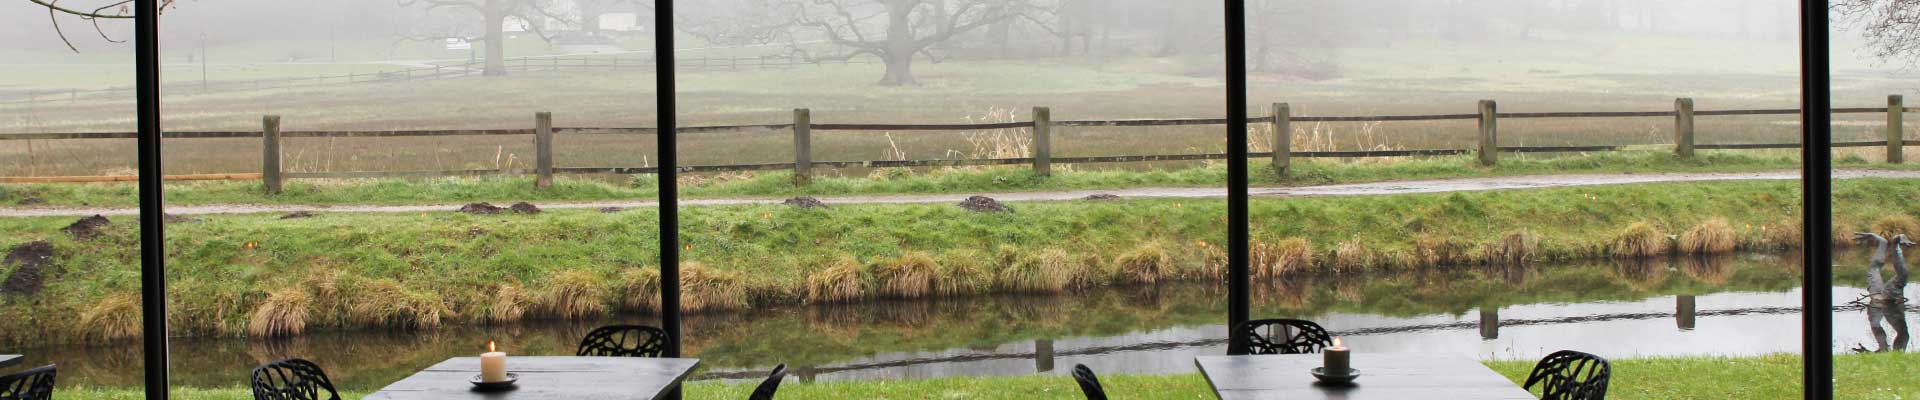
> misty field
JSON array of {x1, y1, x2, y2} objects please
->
[{"x1": 0, "y1": 34, "x2": 1913, "y2": 178}]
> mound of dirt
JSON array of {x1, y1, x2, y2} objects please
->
[
  {"x1": 958, "y1": 196, "x2": 1011, "y2": 213},
  {"x1": 459, "y1": 203, "x2": 505, "y2": 215},
  {"x1": 279, "y1": 211, "x2": 317, "y2": 219},
  {"x1": 598, "y1": 207, "x2": 626, "y2": 213},
  {"x1": 509, "y1": 202, "x2": 543, "y2": 214},
  {"x1": 783, "y1": 197, "x2": 830, "y2": 209},
  {"x1": 1, "y1": 241, "x2": 53, "y2": 296},
  {"x1": 15, "y1": 197, "x2": 43, "y2": 206},
  {"x1": 63, "y1": 215, "x2": 111, "y2": 239},
  {"x1": 1085, "y1": 194, "x2": 1122, "y2": 201}
]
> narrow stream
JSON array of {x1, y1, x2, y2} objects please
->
[{"x1": 7, "y1": 251, "x2": 1897, "y2": 391}]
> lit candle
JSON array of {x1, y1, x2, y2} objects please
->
[
  {"x1": 1323, "y1": 337, "x2": 1350, "y2": 374},
  {"x1": 481, "y1": 340, "x2": 508, "y2": 382}
]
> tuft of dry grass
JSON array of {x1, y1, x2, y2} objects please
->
[
  {"x1": 937, "y1": 250, "x2": 993, "y2": 297},
  {"x1": 538, "y1": 269, "x2": 610, "y2": 320},
  {"x1": 1761, "y1": 218, "x2": 1802, "y2": 250},
  {"x1": 1873, "y1": 215, "x2": 1920, "y2": 238},
  {"x1": 1413, "y1": 234, "x2": 1468, "y2": 268},
  {"x1": 1252, "y1": 238, "x2": 1313, "y2": 278},
  {"x1": 1833, "y1": 221, "x2": 1858, "y2": 248},
  {"x1": 998, "y1": 248, "x2": 1076, "y2": 293},
  {"x1": 805, "y1": 256, "x2": 867, "y2": 303},
  {"x1": 873, "y1": 253, "x2": 940, "y2": 299},
  {"x1": 1680, "y1": 218, "x2": 1737, "y2": 255},
  {"x1": 1331, "y1": 239, "x2": 1373, "y2": 273},
  {"x1": 247, "y1": 288, "x2": 311, "y2": 338},
  {"x1": 81, "y1": 292, "x2": 143, "y2": 342},
  {"x1": 615, "y1": 268, "x2": 661, "y2": 312},
  {"x1": 1115, "y1": 242, "x2": 1172, "y2": 284},
  {"x1": 1611, "y1": 222, "x2": 1669, "y2": 258},
  {"x1": 1479, "y1": 229, "x2": 1539, "y2": 267},
  {"x1": 682, "y1": 262, "x2": 751, "y2": 312},
  {"x1": 347, "y1": 279, "x2": 449, "y2": 329},
  {"x1": 487, "y1": 283, "x2": 527, "y2": 324}
]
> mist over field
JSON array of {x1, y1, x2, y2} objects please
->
[{"x1": 0, "y1": 0, "x2": 1909, "y2": 176}]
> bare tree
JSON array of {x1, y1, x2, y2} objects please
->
[
  {"x1": 1250, "y1": 0, "x2": 1342, "y2": 79},
  {"x1": 22, "y1": 0, "x2": 176, "y2": 51},
  {"x1": 401, "y1": 0, "x2": 571, "y2": 76},
  {"x1": 1837, "y1": 0, "x2": 1920, "y2": 68},
  {"x1": 765, "y1": 0, "x2": 1043, "y2": 86}
]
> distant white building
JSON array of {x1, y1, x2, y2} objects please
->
[
  {"x1": 600, "y1": 13, "x2": 639, "y2": 32},
  {"x1": 503, "y1": 16, "x2": 531, "y2": 33}
]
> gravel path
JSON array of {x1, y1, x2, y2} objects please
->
[{"x1": 1, "y1": 169, "x2": 1913, "y2": 218}]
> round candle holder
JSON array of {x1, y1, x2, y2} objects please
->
[
  {"x1": 469, "y1": 373, "x2": 519, "y2": 392},
  {"x1": 1311, "y1": 367, "x2": 1361, "y2": 385}
]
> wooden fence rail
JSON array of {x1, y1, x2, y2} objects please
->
[{"x1": 1, "y1": 96, "x2": 1912, "y2": 189}]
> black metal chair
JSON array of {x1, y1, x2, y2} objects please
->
[
  {"x1": 0, "y1": 364, "x2": 56, "y2": 400},
  {"x1": 250, "y1": 359, "x2": 340, "y2": 400},
  {"x1": 1071, "y1": 364, "x2": 1107, "y2": 400},
  {"x1": 748, "y1": 364, "x2": 787, "y2": 400},
  {"x1": 1523, "y1": 350, "x2": 1611, "y2": 400},
  {"x1": 577, "y1": 325, "x2": 671, "y2": 357},
  {"x1": 1229, "y1": 318, "x2": 1335, "y2": 355}
]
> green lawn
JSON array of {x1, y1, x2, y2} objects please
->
[
  {"x1": 48, "y1": 353, "x2": 1920, "y2": 399},
  {"x1": 2, "y1": 150, "x2": 1905, "y2": 207}
]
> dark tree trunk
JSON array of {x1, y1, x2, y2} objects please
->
[
  {"x1": 880, "y1": 52, "x2": 916, "y2": 86},
  {"x1": 988, "y1": 20, "x2": 1011, "y2": 58},
  {"x1": 878, "y1": 1, "x2": 919, "y2": 86},
  {"x1": 483, "y1": 3, "x2": 507, "y2": 77}
]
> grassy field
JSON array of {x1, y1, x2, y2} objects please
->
[
  {"x1": 44, "y1": 353, "x2": 1920, "y2": 399},
  {"x1": 0, "y1": 178, "x2": 1911, "y2": 345},
  {"x1": 0, "y1": 34, "x2": 1912, "y2": 177},
  {"x1": 0, "y1": 150, "x2": 1909, "y2": 207}
]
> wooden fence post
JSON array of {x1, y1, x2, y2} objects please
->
[
  {"x1": 1272, "y1": 102, "x2": 1291, "y2": 177},
  {"x1": 1033, "y1": 106, "x2": 1052, "y2": 177},
  {"x1": 794, "y1": 109, "x2": 813, "y2": 185},
  {"x1": 1675, "y1": 98, "x2": 1695, "y2": 160},
  {"x1": 1891, "y1": 95, "x2": 1905, "y2": 164},
  {"x1": 262, "y1": 115, "x2": 283, "y2": 194},
  {"x1": 1478, "y1": 100, "x2": 1498, "y2": 166},
  {"x1": 535, "y1": 112, "x2": 554, "y2": 188}
]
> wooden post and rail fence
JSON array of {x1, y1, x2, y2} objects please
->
[{"x1": 2, "y1": 96, "x2": 1914, "y2": 191}]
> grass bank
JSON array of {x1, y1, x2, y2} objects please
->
[
  {"x1": 1, "y1": 179, "x2": 1909, "y2": 344},
  {"x1": 0, "y1": 150, "x2": 1905, "y2": 207},
  {"x1": 46, "y1": 353, "x2": 1920, "y2": 399}
]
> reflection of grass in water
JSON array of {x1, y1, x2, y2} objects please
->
[{"x1": 27, "y1": 254, "x2": 1804, "y2": 390}]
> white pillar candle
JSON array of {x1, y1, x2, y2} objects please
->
[
  {"x1": 1323, "y1": 337, "x2": 1350, "y2": 374},
  {"x1": 481, "y1": 341, "x2": 508, "y2": 382}
]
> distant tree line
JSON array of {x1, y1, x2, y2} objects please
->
[{"x1": 19, "y1": 0, "x2": 1823, "y2": 84}]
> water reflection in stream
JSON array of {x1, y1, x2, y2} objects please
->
[{"x1": 5, "y1": 251, "x2": 1896, "y2": 390}]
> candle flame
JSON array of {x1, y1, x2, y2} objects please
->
[
  {"x1": 488, "y1": 340, "x2": 496, "y2": 352},
  {"x1": 1332, "y1": 337, "x2": 1344, "y2": 347}
]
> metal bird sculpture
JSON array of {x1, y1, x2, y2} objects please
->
[
  {"x1": 1891, "y1": 234, "x2": 1913, "y2": 302},
  {"x1": 1858, "y1": 232, "x2": 1894, "y2": 302},
  {"x1": 1855, "y1": 232, "x2": 1914, "y2": 303}
]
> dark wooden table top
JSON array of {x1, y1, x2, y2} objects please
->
[
  {"x1": 0, "y1": 355, "x2": 19, "y2": 369},
  {"x1": 364, "y1": 356, "x2": 700, "y2": 400},
  {"x1": 1195, "y1": 353, "x2": 1535, "y2": 400}
]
